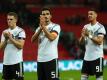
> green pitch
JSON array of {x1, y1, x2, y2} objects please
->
[{"x1": 0, "y1": 67, "x2": 107, "y2": 80}]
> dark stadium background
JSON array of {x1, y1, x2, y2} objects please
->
[{"x1": 0, "y1": 0, "x2": 107, "y2": 80}]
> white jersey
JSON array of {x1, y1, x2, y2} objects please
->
[
  {"x1": 83, "y1": 22, "x2": 106, "y2": 61},
  {"x1": 36, "y1": 22, "x2": 61, "y2": 62},
  {"x1": 1, "y1": 26, "x2": 26, "y2": 65}
]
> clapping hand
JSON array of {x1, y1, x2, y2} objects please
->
[
  {"x1": 39, "y1": 15, "x2": 46, "y2": 29},
  {"x1": 3, "y1": 31, "x2": 12, "y2": 40},
  {"x1": 84, "y1": 29, "x2": 90, "y2": 37},
  {"x1": 81, "y1": 28, "x2": 91, "y2": 37}
]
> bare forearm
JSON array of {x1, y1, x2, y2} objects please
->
[
  {"x1": 31, "y1": 29, "x2": 42, "y2": 43},
  {"x1": 42, "y1": 27, "x2": 56, "y2": 41},
  {"x1": 91, "y1": 36, "x2": 103, "y2": 45},
  {"x1": 79, "y1": 36, "x2": 85, "y2": 44},
  {"x1": 0, "y1": 40, "x2": 7, "y2": 50},
  {"x1": 9, "y1": 37, "x2": 24, "y2": 49}
]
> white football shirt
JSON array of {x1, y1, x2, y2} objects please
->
[
  {"x1": 83, "y1": 22, "x2": 106, "y2": 61},
  {"x1": 36, "y1": 22, "x2": 61, "y2": 62},
  {"x1": 1, "y1": 26, "x2": 26, "y2": 65}
]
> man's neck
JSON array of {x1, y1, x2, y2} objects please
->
[
  {"x1": 90, "y1": 20, "x2": 97, "y2": 26},
  {"x1": 46, "y1": 21, "x2": 51, "y2": 26},
  {"x1": 9, "y1": 25, "x2": 17, "y2": 30}
]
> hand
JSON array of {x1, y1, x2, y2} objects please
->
[
  {"x1": 39, "y1": 15, "x2": 46, "y2": 29},
  {"x1": 84, "y1": 29, "x2": 90, "y2": 37},
  {"x1": 3, "y1": 31, "x2": 12, "y2": 40},
  {"x1": 81, "y1": 28, "x2": 85, "y2": 37},
  {"x1": 3, "y1": 31, "x2": 9, "y2": 40}
]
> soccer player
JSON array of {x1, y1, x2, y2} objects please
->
[
  {"x1": 79, "y1": 9, "x2": 106, "y2": 80},
  {"x1": 31, "y1": 7, "x2": 61, "y2": 80},
  {"x1": 0, "y1": 12, "x2": 26, "y2": 80}
]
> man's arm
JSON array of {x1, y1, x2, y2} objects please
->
[
  {"x1": 31, "y1": 28, "x2": 42, "y2": 43},
  {"x1": 79, "y1": 28, "x2": 86, "y2": 44},
  {"x1": 42, "y1": 26, "x2": 58, "y2": 41},
  {"x1": 0, "y1": 31, "x2": 9, "y2": 50},
  {"x1": 89, "y1": 35, "x2": 104, "y2": 45},
  {"x1": 39, "y1": 15, "x2": 58, "y2": 41},
  {"x1": 79, "y1": 36, "x2": 85, "y2": 44},
  {"x1": 9, "y1": 37, "x2": 25, "y2": 49},
  {"x1": 0, "y1": 40, "x2": 7, "y2": 50},
  {"x1": 85, "y1": 28, "x2": 104, "y2": 45},
  {"x1": 4, "y1": 31, "x2": 25, "y2": 49}
]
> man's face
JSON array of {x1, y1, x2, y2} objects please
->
[
  {"x1": 7, "y1": 15, "x2": 17, "y2": 27},
  {"x1": 88, "y1": 11, "x2": 97, "y2": 22},
  {"x1": 41, "y1": 10, "x2": 52, "y2": 23}
]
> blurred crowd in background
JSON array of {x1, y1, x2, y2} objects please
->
[{"x1": 0, "y1": 0, "x2": 107, "y2": 27}]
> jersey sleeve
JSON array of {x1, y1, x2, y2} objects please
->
[
  {"x1": 1, "y1": 30, "x2": 8, "y2": 42},
  {"x1": 83, "y1": 24, "x2": 88, "y2": 30},
  {"x1": 18, "y1": 30, "x2": 26, "y2": 39},
  {"x1": 35, "y1": 27, "x2": 40, "y2": 33},
  {"x1": 51, "y1": 25, "x2": 61, "y2": 35},
  {"x1": 1, "y1": 32, "x2": 5, "y2": 42},
  {"x1": 98, "y1": 26, "x2": 106, "y2": 35}
]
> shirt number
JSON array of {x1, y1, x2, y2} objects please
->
[
  {"x1": 51, "y1": 71, "x2": 57, "y2": 78},
  {"x1": 16, "y1": 71, "x2": 20, "y2": 77}
]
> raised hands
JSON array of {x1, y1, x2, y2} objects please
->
[
  {"x1": 3, "y1": 31, "x2": 12, "y2": 40},
  {"x1": 39, "y1": 15, "x2": 47, "y2": 29},
  {"x1": 81, "y1": 28, "x2": 92, "y2": 38}
]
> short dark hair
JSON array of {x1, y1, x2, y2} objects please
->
[
  {"x1": 7, "y1": 12, "x2": 18, "y2": 20},
  {"x1": 40, "y1": 7, "x2": 51, "y2": 15},
  {"x1": 89, "y1": 8, "x2": 98, "y2": 14}
]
